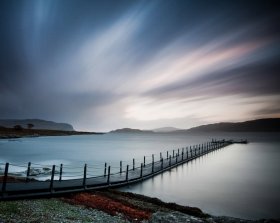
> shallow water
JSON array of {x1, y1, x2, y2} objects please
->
[{"x1": 0, "y1": 132, "x2": 279, "y2": 219}]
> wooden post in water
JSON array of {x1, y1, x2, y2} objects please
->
[
  {"x1": 59, "y1": 164, "x2": 63, "y2": 181},
  {"x1": 160, "y1": 152, "x2": 162, "y2": 160},
  {"x1": 152, "y1": 154, "x2": 154, "y2": 174},
  {"x1": 83, "y1": 164, "x2": 87, "y2": 189},
  {"x1": 187, "y1": 149, "x2": 188, "y2": 159},
  {"x1": 173, "y1": 150, "x2": 174, "y2": 158},
  {"x1": 140, "y1": 163, "x2": 143, "y2": 178},
  {"x1": 181, "y1": 150, "x2": 184, "y2": 161},
  {"x1": 133, "y1": 159, "x2": 135, "y2": 171},
  {"x1": 2, "y1": 163, "x2": 9, "y2": 194},
  {"x1": 161, "y1": 158, "x2": 163, "y2": 170},
  {"x1": 120, "y1": 161, "x2": 122, "y2": 173},
  {"x1": 26, "y1": 162, "x2": 31, "y2": 182},
  {"x1": 107, "y1": 166, "x2": 111, "y2": 184},
  {"x1": 167, "y1": 151, "x2": 169, "y2": 159},
  {"x1": 126, "y1": 165, "x2": 129, "y2": 182},
  {"x1": 50, "y1": 165, "x2": 55, "y2": 192},
  {"x1": 144, "y1": 156, "x2": 146, "y2": 167},
  {"x1": 177, "y1": 148, "x2": 179, "y2": 157},
  {"x1": 169, "y1": 155, "x2": 171, "y2": 166},
  {"x1": 104, "y1": 163, "x2": 107, "y2": 177},
  {"x1": 176, "y1": 153, "x2": 178, "y2": 163}
]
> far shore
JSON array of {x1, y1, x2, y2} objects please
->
[{"x1": 0, "y1": 127, "x2": 104, "y2": 139}]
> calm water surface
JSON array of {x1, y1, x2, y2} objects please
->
[{"x1": 0, "y1": 132, "x2": 279, "y2": 219}]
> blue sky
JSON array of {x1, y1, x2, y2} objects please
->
[{"x1": 0, "y1": 0, "x2": 279, "y2": 131}]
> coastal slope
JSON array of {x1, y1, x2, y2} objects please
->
[{"x1": 0, "y1": 119, "x2": 74, "y2": 131}]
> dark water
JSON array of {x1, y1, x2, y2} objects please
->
[{"x1": 1, "y1": 132, "x2": 279, "y2": 219}]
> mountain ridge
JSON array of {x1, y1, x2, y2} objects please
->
[
  {"x1": 0, "y1": 119, "x2": 74, "y2": 131},
  {"x1": 111, "y1": 118, "x2": 280, "y2": 133}
]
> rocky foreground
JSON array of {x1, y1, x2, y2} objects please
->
[{"x1": 0, "y1": 190, "x2": 279, "y2": 223}]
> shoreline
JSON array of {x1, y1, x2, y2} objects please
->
[
  {"x1": 0, "y1": 127, "x2": 103, "y2": 139},
  {"x1": 0, "y1": 190, "x2": 278, "y2": 222}
]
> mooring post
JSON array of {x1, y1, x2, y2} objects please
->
[
  {"x1": 177, "y1": 148, "x2": 179, "y2": 156},
  {"x1": 152, "y1": 154, "x2": 154, "y2": 173},
  {"x1": 107, "y1": 166, "x2": 111, "y2": 184},
  {"x1": 126, "y1": 165, "x2": 129, "y2": 182},
  {"x1": 182, "y1": 150, "x2": 184, "y2": 161},
  {"x1": 199, "y1": 144, "x2": 201, "y2": 155},
  {"x1": 133, "y1": 159, "x2": 135, "y2": 171},
  {"x1": 190, "y1": 148, "x2": 192, "y2": 157},
  {"x1": 140, "y1": 163, "x2": 143, "y2": 178},
  {"x1": 26, "y1": 162, "x2": 31, "y2": 181},
  {"x1": 59, "y1": 164, "x2": 63, "y2": 181},
  {"x1": 50, "y1": 165, "x2": 55, "y2": 192},
  {"x1": 169, "y1": 155, "x2": 172, "y2": 166},
  {"x1": 104, "y1": 163, "x2": 107, "y2": 177},
  {"x1": 160, "y1": 152, "x2": 162, "y2": 160},
  {"x1": 83, "y1": 164, "x2": 87, "y2": 189},
  {"x1": 176, "y1": 153, "x2": 178, "y2": 163},
  {"x1": 187, "y1": 149, "x2": 188, "y2": 159},
  {"x1": 161, "y1": 158, "x2": 163, "y2": 170},
  {"x1": 167, "y1": 151, "x2": 169, "y2": 159},
  {"x1": 144, "y1": 156, "x2": 146, "y2": 167},
  {"x1": 2, "y1": 162, "x2": 9, "y2": 194},
  {"x1": 120, "y1": 161, "x2": 122, "y2": 173},
  {"x1": 173, "y1": 150, "x2": 174, "y2": 158}
]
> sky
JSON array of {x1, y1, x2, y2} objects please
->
[{"x1": 0, "y1": 0, "x2": 280, "y2": 131}]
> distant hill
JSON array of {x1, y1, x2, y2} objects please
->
[
  {"x1": 181, "y1": 118, "x2": 280, "y2": 133},
  {"x1": 109, "y1": 118, "x2": 280, "y2": 133},
  {"x1": 0, "y1": 119, "x2": 74, "y2": 131},
  {"x1": 110, "y1": 128, "x2": 153, "y2": 133},
  {"x1": 153, "y1": 127, "x2": 182, "y2": 132}
]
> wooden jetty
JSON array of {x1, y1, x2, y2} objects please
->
[{"x1": 0, "y1": 139, "x2": 246, "y2": 200}]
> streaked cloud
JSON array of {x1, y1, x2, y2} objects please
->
[{"x1": 0, "y1": 0, "x2": 279, "y2": 131}]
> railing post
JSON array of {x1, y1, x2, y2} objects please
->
[
  {"x1": 59, "y1": 164, "x2": 63, "y2": 181},
  {"x1": 140, "y1": 163, "x2": 143, "y2": 178},
  {"x1": 144, "y1": 156, "x2": 146, "y2": 167},
  {"x1": 120, "y1": 161, "x2": 122, "y2": 173},
  {"x1": 26, "y1": 162, "x2": 31, "y2": 182},
  {"x1": 50, "y1": 165, "x2": 55, "y2": 192},
  {"x1": 133, "y1": 159, "x2": 135, "y2": 171},
  {"x1": 107, "y1": 166, "x2": 111, "y2": 184},
  {"x1": 104, "y1": 162, "x2": 107, "y2": 177},
  {"x1": 2, "y1": 163, "x2": 9, "y2": 194},
  {"x1": 126, "y1": 165, "x2": 129, "y2": 182},
  {"x1": 83, "y1": 164, "x2": 87, "y2": 189}
]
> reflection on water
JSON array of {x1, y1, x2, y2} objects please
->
[
  {"x1": 120, "y1": 142, "x2": 280, "y2": 220},
  {"x1": 1, "y1": 132, "x2": 280, "y2": 219}
]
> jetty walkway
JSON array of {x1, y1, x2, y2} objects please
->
[{"x1": 0, "y1": 139, "x2": 247, "y2": 200}]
